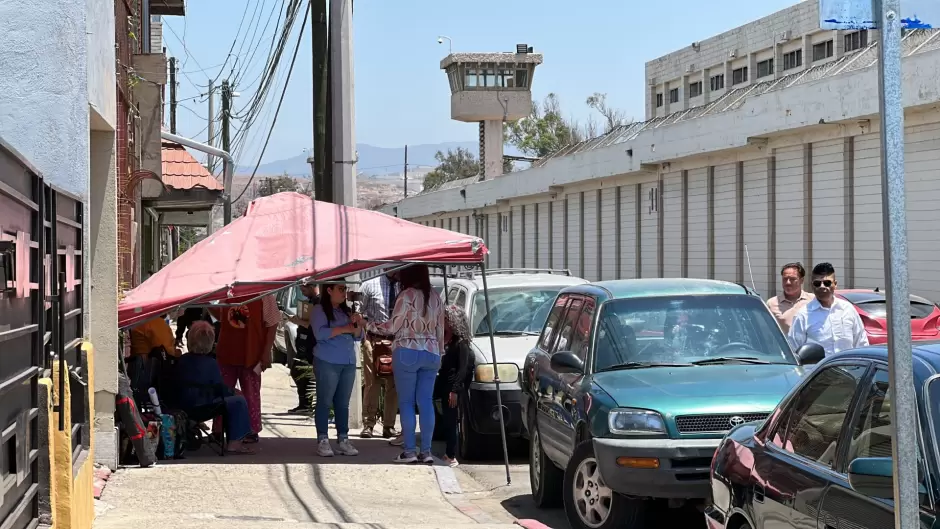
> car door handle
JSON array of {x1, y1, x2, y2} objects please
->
[{"x1": 753, "y1": 484, "x2": 765, "y2": 503}]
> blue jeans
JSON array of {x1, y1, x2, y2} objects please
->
[
  {"x1": 314, "y1": 357, "x2": 356, "y2": 441},
  {"x1": 393, "y1": 347, "x2": 441, "y2": 454}
]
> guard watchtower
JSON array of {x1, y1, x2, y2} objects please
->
[{"x1": 441, "y1": 44, "x2": 543, "y2": 179}]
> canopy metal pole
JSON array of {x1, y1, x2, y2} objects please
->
[
  {"x1": 442, "y1": 266, "x2": 449, "y2": 297},
  {"x1": 872, "y1": 0, "x2": 917, "y2": 526},
  {"x1": 479, "y1": 261, "x2": 512, "y2": 485}
]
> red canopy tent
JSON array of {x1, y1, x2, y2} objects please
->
[
  {"x1": 118, "y1": 192, "x2": 513, "y2": 485},
  {"x1": 118, "y1": 192, "x2": 487, "y2": 328}
]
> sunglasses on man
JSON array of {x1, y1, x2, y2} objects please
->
[{"x1": 812, "y1": 280, "x2": 834, "y2": 288}]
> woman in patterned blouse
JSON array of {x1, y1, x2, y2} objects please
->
[{"x1": 367, "y1": 264, "x2": 445, "y2": 463}]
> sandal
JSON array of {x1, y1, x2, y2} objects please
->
[
  {"x1": 243, "y1": 433, "x2": 260, "y2": 444},
  {"x1": 226, "y1": 445, "x2": 256, "y2": 455}
]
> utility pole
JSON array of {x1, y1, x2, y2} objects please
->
[
  {"x1": 221, "y1": 80, "x2": 232, "y2": 224},
  {"x1": 330, "y1": 0, "x2": 357, "y2": 207},
  {"x1": 207, "y1": 79, "x2": 215, "y2": 173},
  {"x1": 310, "y1": 0, "x2": 329, "y2": 201},
  {"x1": 169, "y1": 57, "x2": 177, "y2": 134},
  {"x1": 328, "y1": 0, "x2": 360, "y2": 428},
  {"x1": 403, "y1": 145, "x2": 408, "y2": 198}
]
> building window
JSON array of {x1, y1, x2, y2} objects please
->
[
  {"x1": 783, "y1": 49, "x2": 803, "y2": 70},
  {"x1": 496, "y1": 69, "x2": 513, "y2": 87},
  {"x1": 656, "y1": 93, "x2": 664, "y2": 107},
  {"x1": 669, "y1": 88, "x2": 679, "y2": 104},
  {"x1": 813, "y1": 40, "x2": 834, "y2": 61},
  {"x1": 844, "y1": 29, "x2": 869, "y2": 52},
  {"x1": 689, "y1": 81, "x2": 703, "y2": 98},
  {"x1": 710, "y1": 74, "x2": 725, "y2": 91},
  {"x1": 515, "y1": 68, "x2": 529, "y2": 88},
  {"x1": 481, "y1": 69, "x2": 496, "y2": 87},
  {"x1": 756, "y1": 58, "x2": 774, "y2": 78},
  {"x1": 465, "y1": 69, "x2": 478, "y2": 87},
  {"x1": 732, "y1": 66, "x2": 748, "y2": 85}
]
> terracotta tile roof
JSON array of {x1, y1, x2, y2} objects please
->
[{"x1": 161, "y1": 139, "x2": 224, "y2": 191}]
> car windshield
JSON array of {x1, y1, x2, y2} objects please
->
[
  {"x1": 593, "y1": 294, "x2": 795, "y2": 371},
  {"x1": 470, "y1": 288, "x2": 562, "y2": 336}
]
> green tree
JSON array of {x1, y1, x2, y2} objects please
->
[
  {"x1": 422, "y1": 147, "x2": 480, "y2": 192},
  {"x1": 505, "y1": 92, "x2": 631, "y2": 158},
  {"x1": 258, "y1": 173, "x2": 299, "y2": 197},
  {"x1": 505, "y1": 93, "x2": 582, "y2": 158},
  {"x1": 585, "y1": 92, "x2": 632, "y2": 134}
]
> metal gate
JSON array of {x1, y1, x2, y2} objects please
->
[{"x1": 0, "y1": 135, "x2": 87, "y2": 529}]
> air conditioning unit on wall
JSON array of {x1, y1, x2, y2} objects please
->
[{"x1": 779, "y1": 30, "x2": 792, "y2": 42}]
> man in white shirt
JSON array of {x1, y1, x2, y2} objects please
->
[{"x1": 788, "y1": 262, "x2": 869, "y2": 356}]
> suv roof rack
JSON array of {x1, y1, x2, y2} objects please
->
[{"x1": 487, "y1": 268, "x2": 572, "y2": 276}]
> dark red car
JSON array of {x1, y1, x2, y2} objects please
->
[{"x1": 836, "y1": 288, "x2": 940, "y2": 344}]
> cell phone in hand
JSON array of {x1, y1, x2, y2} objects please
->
[{"x1": 346, "y1": 290, "x2": 363, "y2": 303}]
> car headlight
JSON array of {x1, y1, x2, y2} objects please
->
[
  {"x1": 608, "y1": 408, "x2": 667, "y2": 436},
  {"x1": 474, "y1": 363, "x2": 519, "y2": 383}
]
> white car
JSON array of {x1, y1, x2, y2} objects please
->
[
  {"x1": 274, "y1": 285, "x2": 306, "y2": 365},
  {"x1": 441, "y1": 269, "x2": 589, "y2": 460}
]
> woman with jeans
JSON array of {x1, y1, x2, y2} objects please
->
[
  {"x1": 310, "y1": 280, "x2": 363, "y2": 457},
  {"x1": 368, "y1": 264, "x2": 444, "y2": 463},
  {"x1": 435, "y1": 305, "x2": 474, "y2": 467}
]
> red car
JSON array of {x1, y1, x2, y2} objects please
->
[{"x1": 836, "y1": 288, "x2": 940, "y2": 344}]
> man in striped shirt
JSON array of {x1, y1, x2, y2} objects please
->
[{"x1": 358, "y1": 271, "x2": 401, "y2": 439}]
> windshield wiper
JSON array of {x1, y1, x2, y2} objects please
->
[
  {"x1": 597, "y1": 361, "x2": 695, "y2": 372},
  {"x1": 691, "y1": 356, "x2": 772, "y2": 365}
]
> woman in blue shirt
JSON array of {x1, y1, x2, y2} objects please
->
[{"x1": 310, "y1": 280, "x2": 364, "y2": 457}]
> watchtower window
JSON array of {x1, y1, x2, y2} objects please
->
[
  {"x1": 515, "y1": 68, "x2": 528, "y2": 88},
  {"x1": 465, "y1": 69, "x2": 479, "y2": 87},
  {"x1": 497, "y1": 69, "x2": 515, "y2": 87},
  {"x1": 481, "y1": 69, "x2": 496, "y2": 87}
]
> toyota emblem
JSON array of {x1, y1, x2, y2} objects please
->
[{"x1": 729, "y1": 416, "x2": 746, "y2": 427}]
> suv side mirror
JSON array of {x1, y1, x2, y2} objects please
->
[
  {"x1": 795, "y1": 343, "x2": 825, "y2": 365},
  {"x1": 550, "y1": 351, "x2": 584, "y2": 374}
]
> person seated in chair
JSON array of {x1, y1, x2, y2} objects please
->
[{"x1": 174, "y1": 321, "x2": 255, "y2": 454}]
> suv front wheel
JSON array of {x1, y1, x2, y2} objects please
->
[{"x1": 563, "y1": 440, "x2": 645, "y2": 529}]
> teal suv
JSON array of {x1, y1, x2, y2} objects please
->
[{"x1": 520, "y1": 279, "x2": 826, "y2": 529}]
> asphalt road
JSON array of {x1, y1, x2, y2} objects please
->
[{"x1": 438, "y1": 441, "x2": 708, "y2": 529}]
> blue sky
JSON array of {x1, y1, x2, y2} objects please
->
[{"x1": 164, "y1": 0, "x2": 800, "y2": 166}]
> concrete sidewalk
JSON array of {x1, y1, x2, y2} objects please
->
[{"x1": 93, "y1": 365, "x2": 524, "y2": 529}]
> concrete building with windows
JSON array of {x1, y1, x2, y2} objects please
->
[{"x1": 383, "y1": 0, "x2": 940, "y2": 302}]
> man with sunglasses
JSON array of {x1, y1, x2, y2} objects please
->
[{"x1": 787, "y1": 262, "x2": 868, "y2": 356}]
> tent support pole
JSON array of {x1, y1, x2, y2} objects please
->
[
  {"x1": 442, "y1": 266, "x2": 449, "y2": 296},
  {"x1": 479, "y1": 261, "x2": 512, "y2": 486}
]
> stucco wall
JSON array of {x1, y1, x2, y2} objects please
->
[
  {"x1": 87, "y1": 0, "x2": 116, "y2": 129},
  {"x1": 0, "y1": 0, "x2": 89, "y2": 199}
]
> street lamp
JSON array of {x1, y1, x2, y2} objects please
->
[{"x1": 437, "y1": 35, "x2": 452, "y2": 54}]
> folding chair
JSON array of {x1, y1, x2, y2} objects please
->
[{"x1": 185, "y1": 401, "x2": 227, "y2": 456}]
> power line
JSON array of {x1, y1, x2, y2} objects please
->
[
  {"x1": 164, "y1": 22, "x2": 209, "y2": 89},
  {"x1": 232, "y1": 0, "x2": 284, "y2": 88},
  {"x1": 232, "y1": 1, "x2": 310, "y2": 205}
]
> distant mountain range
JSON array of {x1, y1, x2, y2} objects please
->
[{"x1": 236, "y1": 141, "x2": 478, "y2": 178}]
